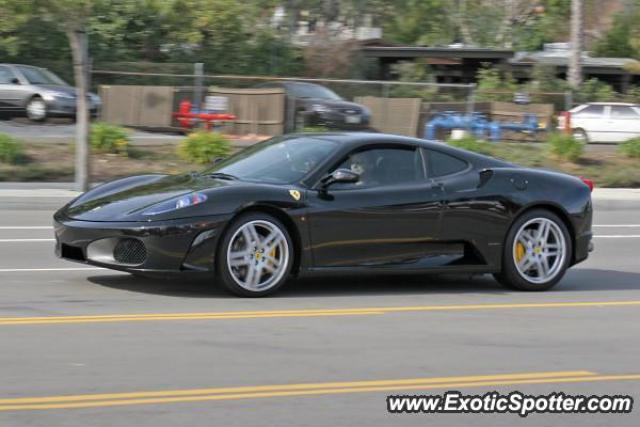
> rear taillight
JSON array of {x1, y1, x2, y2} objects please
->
[{"x1": 580, "y1": 176, "x2": 594, "y2": 192}]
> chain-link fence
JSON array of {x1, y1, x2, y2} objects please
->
[{"x1": 90, "y1": 62, "x2": 581, "y2": 140}]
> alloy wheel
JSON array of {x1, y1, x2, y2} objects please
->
[
  {"x1": 513, "y1": 217, "x2": 567, "y2": 284},
  {"x1": 226, "y1": 220, "x2": 290, "y2": 291}
]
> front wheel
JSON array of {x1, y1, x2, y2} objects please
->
[
  {"x1": 216, "y1": 213, "x2": 293, "y2": 297},
  {"x1": 494, "y1": 210, "x2": 572, "y2": 291},
  {"x1": 26, "y1": 97, "x2": 47, "y2": 122}
]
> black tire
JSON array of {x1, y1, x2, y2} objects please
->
[
  {"x1": 216, "y1": 212, "x2": 294, "y2": 297},
  {"x1": 26, "y1": 96, "x2": 47, "y2": 122},
  {"x1": 493, "y1": 209, "x2": 572, "y2": 291},
  {"x1": 571, "y1": 128, "x2": 588, "y2": 144}
]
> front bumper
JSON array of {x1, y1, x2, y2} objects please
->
[
  {"x1": 54, "y1": 214, "x2": 230, "y2": 274},
  {"x1": 308, "y1": 112, "x2": 371, "y2": 129},
  {"x1": 46, "y1": 98, "x2": 100, "y2": 117}
]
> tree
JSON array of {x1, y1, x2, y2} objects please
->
[
  {"x1": 35, "y1": 0, "x2": 93, "y2": 191},
  {"x1": 568, "y1": 0, "x2": 583, "y2": 88},
  {"x1": 593, "y1": 2, "x2": 640, "y2": 59}
]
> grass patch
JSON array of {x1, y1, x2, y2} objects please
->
[
  {"x1": 546, "y1": 133, "x2": 584, "y2": 162},
  {"x1": 618, "y1": 138, "x2": 640, "y2": 159},
  {"x1": 0, "y1": 133, "x2": 26, "y2": 164}
]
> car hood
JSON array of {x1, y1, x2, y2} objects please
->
[{"x1": 63, "y1": 173, "x2": 231, "y2": 222}]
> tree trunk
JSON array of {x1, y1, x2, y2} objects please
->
[
  {"x1": 568, "y1": 0, "x2": 583, "y2": 89},
  {"x1": 66, "y1": 28, "x2": 91, "y2": 192}
]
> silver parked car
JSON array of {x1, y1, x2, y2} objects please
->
[{"x1": 0, "y1": 64, "x2": 101, "y2": 121}]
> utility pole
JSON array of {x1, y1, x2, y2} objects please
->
[
  {"x1": 67, "y1": 27, "x2": 91, "y2": 192},
  {"x1": 568, "y1": 0, "x2": 583, "y2": 89}
]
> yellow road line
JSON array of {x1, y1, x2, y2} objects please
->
[
  {"x1": 0, "y1": 300, "x2": 639, "y2": 326},
  {"x1": 3, "y1": 371, "x2": 640, "y2": 412},
  {"x1": 0, "y1": 371, "x2": 593, "y2": 404}
]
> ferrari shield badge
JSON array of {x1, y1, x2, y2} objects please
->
[{"x1": 289, "y1": 190, "x2": 301, "y2": 201}]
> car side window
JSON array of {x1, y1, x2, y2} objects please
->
[
  {"x1": 427, "y1": 150, "x2": 468, "y2": 178},
  {"x1": 610, "y1": 106, "x2": 640, "y2": 119},
  {"x1": 573, "y1": 105, "x2": 604, "y2": 118},
  {"x1": 331, "y1": 147, "x2": 424, "y2": 189},
  {"x1": 0, "y1": 66, "x2": 16, "y2": 84}
]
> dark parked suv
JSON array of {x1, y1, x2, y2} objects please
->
[
  {"x1": 256, "y1": 81, "x2": 371, "y2": 130},
  {"x1": 0, "y1": 64, "x2": 101, "y2": 121}
]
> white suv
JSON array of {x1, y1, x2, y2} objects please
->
[{"x1": 559, "y1": 102, "x2": 640, "y2": 143}]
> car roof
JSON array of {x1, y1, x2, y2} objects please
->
[
  {"x1": 289, "y1": 131, "x2": 491, "y2": 155},
  {"x1": 583, "y1": 102, "x2": 638, "y2": 106},
  {"x1": 0, "y1": 64, "x2": 41, "y2": 68}
]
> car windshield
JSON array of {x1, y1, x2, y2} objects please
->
[
  {"x1": 203, "y1": 136, "x2": 339, "y2": 184},
  {"x1": 16, "y1": 66, "x2": 68, "y2": 86},
  {"x1": 288, "y1": 83, "x2": 342, "y2": 100}
]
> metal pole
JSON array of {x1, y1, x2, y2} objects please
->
[
  {"x1": 564, "y1": 90, "x2": 573, "y2": 111},
  {"x1": 466, "y1": 84, "x2": 476, "y2": 115},
  {"x1": 382, "y1": 83, "x2": 390, "y2": 133},
  {"x1": 193, "y1": 62, "x2": 204, "y2": 110}
]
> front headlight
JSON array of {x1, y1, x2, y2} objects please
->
[
  {"x1": 42, "y1": 91, "x2": 74, "y2": 101},
  {"x1": 141, "y1": 192, "x2": 208, "y2": 216}
]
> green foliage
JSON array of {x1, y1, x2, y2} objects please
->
[
  {"x1": 382, "y1": 0, "x2": 454, "y2": 46},
  {"x1": 302, "y1": 126, "x2": 330, "y2": 133},
  {"x1": 575, "y1": 79, "x2": 618, "y2": 103},
  {"x1": 90, "y1": 122, "x2": 130, "y2": 155},
  {"x1": 446, "y1": 135, "x2": 491, "y2": 154},
  {"x1": 475, "y1": 66, "x2": 518, "y2": 102},
  {"x1": 593, "y1": 9, "x2": 640, "y2": 59},
  {"x1": 618, "y1": 138, "x2": 640, "y2": 159},
  {"x1": 547, "y1": 133, "x2": 583, "y2": 162},
  {"x1": 0, "y1": 133, "x2": 24, "y2": 164},
  {"x1": 177, "y1": 131, "x2": 231, "y2": 164}
]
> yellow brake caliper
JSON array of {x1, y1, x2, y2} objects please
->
[
  {"x1": 515, "y1": 242, "x2": 526, "y2": 262},
  {"x1": 268, "y1": 247, "x2": 277, "y2": 268}
]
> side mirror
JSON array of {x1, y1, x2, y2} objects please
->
[
  {"x1": 10, "y1": 78, "x2": 20, "y2": 85},
  {"x1": 319, "y1": 168, "x2": 359, "y2": 191}
]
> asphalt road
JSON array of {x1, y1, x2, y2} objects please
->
[{"x1": 0, "y1": 194, "x2": 639, "y2": 426}]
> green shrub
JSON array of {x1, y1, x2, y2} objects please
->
[
  {"x1": 177, "y1": 131, "x2": 231, "y2": 165},
  {"x1": 302, "y1": 125, "x2": 330, "y2": 133},
  {"x1": 90, "y1": 122, "x2": 130, "y2": 156},
  {"x1": 0, "y1": 133, "x2": 24, "y2": 164},
  {"x1": 618, "y1": 138, "x2": 640, "y2": 159},
  {"x1": 446, "y1": 134, "x2": 491, "y2": 154},
  {"x1": 547, "y1": 133, "x2": 584, "y2": 162}
]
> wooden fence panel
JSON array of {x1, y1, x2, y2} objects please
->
[{"x1": 354, "y1": 96, "x2": 422, "y2": 137}]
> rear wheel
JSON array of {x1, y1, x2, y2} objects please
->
[
  {"x1": 572, "y1": 128, "x2": 588, "y2": 143},
  {"x1": 26, "y1": 96, "x2": 47, "y2": 122},
  {"x1": 216, "y1": 213, "x2": 293, "y2": 297},
  {"x1": 494, "y1": 209, "x2": 572, "y2": 291}
]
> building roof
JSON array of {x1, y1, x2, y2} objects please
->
[{"x1": 360, "y1": 46, "x2": 514, "y2": 59}]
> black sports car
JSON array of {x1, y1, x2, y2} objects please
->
[{"x1": 54, "y1": 132, "x2": 593, "y2": 297}]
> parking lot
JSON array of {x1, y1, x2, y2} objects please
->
[{"x1": 0, "y1": 192, "x2": 639, "y2": 425}]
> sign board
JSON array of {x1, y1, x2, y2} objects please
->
[{"x1": 205, "y1": 96, "x2": 229, "y2": 112}]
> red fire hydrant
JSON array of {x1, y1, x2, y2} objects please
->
[{"x1": 173, "y1": 100, "x2": 236, "y2": 131}]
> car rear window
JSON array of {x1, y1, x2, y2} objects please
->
[
  {"x1": 610, "y1": 106, "x2": 640, "y2": 119},
  {"x1": 573, "y1": 105, "x2": 604, "y2": 117},
  {"x1": 428, "y1": 150, "x2": 468, "y2": 177}
]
